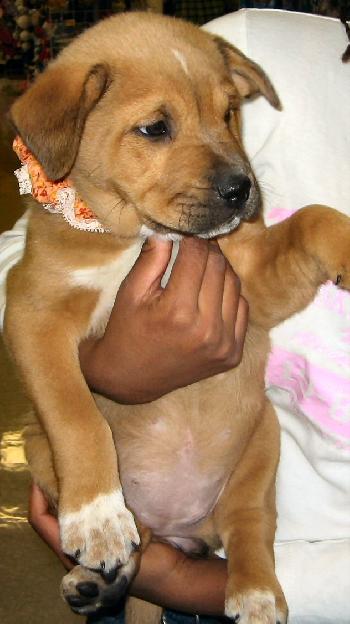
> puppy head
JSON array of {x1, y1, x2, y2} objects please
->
[{"x1": 11, "y1": 12, "x2": 280, "y2": 239}]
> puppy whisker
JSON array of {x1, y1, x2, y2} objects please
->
[
  {"x1": 106, "y1": 197, "x2": 126, "y2": 221},
  {"x1": 258, "y1": 179, "x2": 282, "y2": 205},
  {"x1": 179, "y1": 204, "x2": 195, "y2": 230}
]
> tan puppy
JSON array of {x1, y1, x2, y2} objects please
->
[{"x1": 5, "y1": 11, "x2": 350, "y2": 624}]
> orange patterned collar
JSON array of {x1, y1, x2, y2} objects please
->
[{"x1": 13, "y1": 136, "x2": 107, "y2": 233}]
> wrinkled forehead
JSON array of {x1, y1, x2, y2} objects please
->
[
  {"x1": 106, "y1": 45, "x2": 238, "y2": 122},
  {"x1": 56, "y1": 13, "x2": 240, "y2": 119}
]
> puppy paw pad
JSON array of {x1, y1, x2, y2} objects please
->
[{"x1": 76, "y1": 582, "x2": 99, "y2": 598}]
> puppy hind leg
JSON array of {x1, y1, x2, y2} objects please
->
[
  {"x1": 24, "y1": 419, "x2": 59, "y2": 508},
  {"x1": 214, "y1": 400, "x2": 288, "y2": 624}
]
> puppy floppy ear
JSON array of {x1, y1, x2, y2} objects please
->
[
  {"x1": 213, "y1": 35, "x2": 281, "y2": 110},
  {"x1": 10, "y1": 63, "x2": 110, "y2": 180}
]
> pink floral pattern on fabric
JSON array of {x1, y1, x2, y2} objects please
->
[
  {"x1": 265, "y1": 207, "x2": 350, "y2": 448},
  {"x1": 266, "y1": 347, "x2": 350, "y2": 447}
]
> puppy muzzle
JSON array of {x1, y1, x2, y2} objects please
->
[
  {"x1": 186, "y1": 171, "x2": 259, "y2": 238},
  {"x1": 141, "y1": 169, "x2": 260, "y2": 239}
]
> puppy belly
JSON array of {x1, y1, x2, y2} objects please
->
[
  {"x1": 122, "y1": 468, "x2": 224, "y2": 542},
  {"x1": 119, "y1": 437, "x2": 228, "y2": 543},
  {"x1": 104, "y1": 390, "x2": 239, "y2": 548}
]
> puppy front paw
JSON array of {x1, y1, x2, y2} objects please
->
[
  {"x1": 61, "y1": 556, "x2": 138, "y2": 615},
  {"x1": 304, "y1": 206, "x2": 350, "y2": 291},
  {"x1": 59, "y1": 489, "x2": 140, "y2": 574},
  {"x1": 225, "y1": 589, "x2": 287, "y2": 624}
]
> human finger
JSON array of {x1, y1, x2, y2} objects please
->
[
  {"x1": 28, "y1": 481, "x2": 50, "y2": 518},
  {"x1": 231, "y1": 295, "x2": 249, "y2": 362},
  {"x1": 198, "y1": 242, "x2": 227, "y2": 320},
  {"x1": 165, "y1": 237, "x2": 209, "y2": 310},
  {"x1": 221, "y1": 264, "x2": 243, "y2": 329},
  {"x1": 28, "y1": 483, "x2": 60, "y2": 547},
  {"x1": 28, "y1": 483, "x2": 73, "y2": 569},
  {"x1": 119, "y1": 237, "x2": 173, "y2": 304},
  {"x1": 220, "y1": 265, "x2": 248, "y2": 365}
]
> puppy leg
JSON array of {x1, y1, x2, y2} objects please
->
[
  {"x1": 4, "y1": 309, "x2": 139, "y2": 577},
  {"x1": 220, "y1": 205, "x2": 350, "y2": 329},
  {"x1": 214, "y1": 400, "x2": 287, "y2": 624},
  {"x1": 25, "y1": 420, "x2": 59, "y2": 507}
]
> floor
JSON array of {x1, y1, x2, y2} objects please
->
[{"x1": 0, "y1": 79, "x2": 81, "y2": 624}]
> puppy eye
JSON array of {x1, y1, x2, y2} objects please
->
[{"x1": 137, "y1": 120, "x2": 169, "y2": 139}]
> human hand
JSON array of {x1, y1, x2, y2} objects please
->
[
  {"x1": 28, "y1": 482, "x2": 73, "y2": 570},
  {"x1": 79, "y1": 237, "x2": 248, "y2": 403}
]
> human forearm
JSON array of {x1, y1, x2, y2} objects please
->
[{"x1": 130, "y1": 542, "x2": 227, "y2": 616}]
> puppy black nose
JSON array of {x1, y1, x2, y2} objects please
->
[{"x1": 217, "y1": 174, "x2": 251, "y2": 206}]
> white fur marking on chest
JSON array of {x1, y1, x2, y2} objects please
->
[{"x1": 70, "y1": 242, "x2": 142, "y2": 336}]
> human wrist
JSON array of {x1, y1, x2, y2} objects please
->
[
  {"x1": 79, "y1": 337, "x2": 102, "y2": 390},
  {"x1": 79, "y1": 337, "x2": 154, "y2": 404},
  {"x1": 130, "y1": 543, "x2": 226, "y2": 615},
  {"x1": 129, "y1": 542, "x2": 187, "y2": 604},
  {"x1": 79, "y1": 338, "x2": 124, "y2": 402}
]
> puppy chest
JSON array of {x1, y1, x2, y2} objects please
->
[{"x1": 69, "y1": 243, "x2": 142, "y2": 337}]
